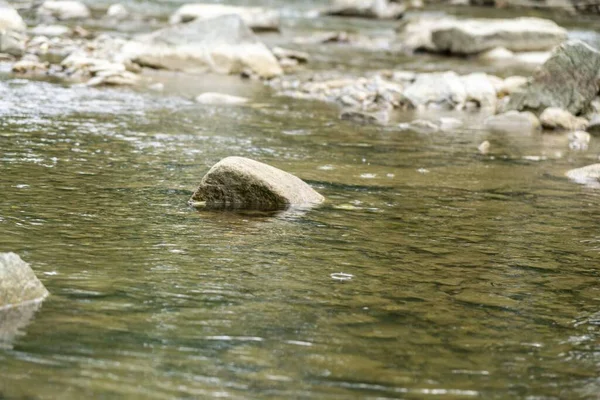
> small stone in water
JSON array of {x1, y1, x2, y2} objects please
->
[{"x1": 478, "y1": 140, "x2": 490, "y2": 155}]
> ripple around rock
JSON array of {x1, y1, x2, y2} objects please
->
[
  {"x1": 0, "y1": 253, "x2": 49, "y2": 310},
  {"x1": 190, "y1": 157, "x2": 324, "y2": 211}
]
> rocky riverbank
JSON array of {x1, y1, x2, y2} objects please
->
[{"x1": 1, "y1": 0, "x2": 600, "y2": 176}]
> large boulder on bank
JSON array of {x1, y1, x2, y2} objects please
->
[
  {"x1": 325, "y1": 0, "x2": 405, "y2": 19},
  {"x1": 431, "y1": 17, "x2": 567, "y2": 55},
  {"x1": 508, "y1": 41, "x2": 600, "y2": 115},
  {"x1": 0, "y1": 1, "x2": 26, "y2": 56},
  {"x1": 398, "y1": 16, "x2": 566, "y2": 54},
  {"x1": 170, "y1": 4, "x2": 280, "y2": 32},
  {"x1": 0, "y1": 253, "x2": 49, "y2": 309},
  {"x1": 120, "y1": 15, "x2": 282, "y2": 79},
  {"x1": 38, "y1": 1, "x2": 91, "y2": 20},
  {"x1": 189, "y1": 157, "x2": 324, "y2": 210}
]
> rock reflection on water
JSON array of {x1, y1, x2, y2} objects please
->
[{"x1": 0, "y1": 301, "x2": 44, "y2": 350}]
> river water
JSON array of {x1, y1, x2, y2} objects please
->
[{"x1": 2, "y1": 1, "x2": 600, "y2": 399}]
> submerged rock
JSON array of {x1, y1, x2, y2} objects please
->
[
  {"x1": 0, "y1": 253, "x2": 49, "y2": 309},
  {"x1": 170, "y1": 4, "x2": 280, "y2": 32},
  {"x1": 340, "y1": 109, "x2": 389, "y2": 125},
  {"x1": 38, "y1": 1, "x2": 91, "y2": 20},
  {"x1": 540, "y1": 107, "x2": 589, "y2": 131},
  {"x1": 195, "y1": 92, "x2": 248, "y2": 105},
  {"x1": 189, "y1": 156, "x2": 324, "y2": 210},
  {"x1": 398, "y1": 16, "x2": 566, "y2": 55},
  {"x1": 508, "y1": 40, "x2": 600, "y2": 115},
  {"x1": 325, "y1": 0, "x2": 405, "y2": 19},
  {"x1": 120, "y1": 15, "x2": 282, "y2": 78},
  {"x1": 0, "y1": 1, "x2": 26, "y2": 56},
  {"x1": 484, "y1": 111, "x2": 541, "y2": 133}
]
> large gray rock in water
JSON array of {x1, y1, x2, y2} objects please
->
[
  {"x1": 190, "y1": 157, "x2": 324, "y2": 210},
  {"x1": 325, "y1": 0, "x2": 405, "y2": 19},
  {"x1": 431, "y1": 17, "x2": 567, "y2": 54},
  {"x1": 170, "y1": 4, "x2": 280, "y2": 32},
  {"x1": 120, "y1": 15, "x2": 282, "y2": 78},
  {"x1": 0, "y1": 253, "x2": 49, "y2": 309},
  {"x1": 508, "y1": 41, "x2": 600, "y2": 115},
  {"x1": 0, "y1": 0, "x2": 26, "y2": 56},
  {"x1": 484, "y1": 111, "x2": 541, "y2": 133}
]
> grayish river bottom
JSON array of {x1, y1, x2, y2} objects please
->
[{"x1": 2, "y1": 1, "x2": 600, "y2": 399}]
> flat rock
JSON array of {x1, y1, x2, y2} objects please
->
[
  {"x1": 120, "y1": 15, "x2": 282, "y2": 79},
  {"x1": 190, "y1": 156, "x2": 324, "y2": 210},
  {"x1": 195, "y1": 92, "x2": 248, "y2": 105},
  {"x1": 540, "y1": 107, "x2": 589, "y2": 131},
  {"x1": 431, "y1": 17, "x2": 567, "y2": 55},
  {"x1": 325, "y1": 0, "x2": 405, "y2": 19},
  {"x1": 38, "y1": 1, "x2": 91, "y2": 20},
  {"x1": 508, "y1": 40, "x2": 600, "y2": 115},
  {"x1": 170, "y1": 4, "x2": 280, "y2": 32},
  {"x1": 566, "y1": 164, "x2": 600, "y2": 185},
  {"x1": 484, "y1": 111, "x2": 541, "y2": 133},
  {"x1": 0, "y1": 253, "x2": 49, "y2": 309}
]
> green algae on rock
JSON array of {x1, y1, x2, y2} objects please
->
[
  {"x1": 0, "y1": 253, "x2": 49, "y2": 310},
  {"x1": 190, "y1": 157, "x2": 324, "y2": 210}
]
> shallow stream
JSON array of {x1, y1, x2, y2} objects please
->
[{"x1": 1, "y1": 1, "x2": 600, "y2": 398}]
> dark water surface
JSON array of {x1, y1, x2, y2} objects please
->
[{"x1": 2, "y1": 2, "x2": 600, "y2": 399}]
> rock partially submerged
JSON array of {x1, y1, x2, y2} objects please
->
[
  {"x1": 325, "y1": 0, "x2": 405, "y2": 19},
  {"x1": 120, "y1": 15, "x2": 282, "y2": 78},
  {"x1": 540, "y1": 107, "x2": 589, "y2": 131},
  {"x1": 38, "y1": 1, "x2": 91, "y2": 20},
  {"x1": 170, "y1": 4, "x2": 280, "y2": 32},
  {"x1": 0, "y1": 253, "x2": 49, "y2": 310},
  {"x1": 398, "y1": 16, "x2": 566, "y2": 55},
  {"x1": 508, "y1": 40, "x2": 600, "y2": 115},
  {"x1": 566, "y1": 164, "x2": 600, "y2": 185},
  {"x1": 0, "y1": 1, "x2": 26, "y2": 56},
  {"x1": 484, "y1": 111, "x2": 541, "y2": 133},
  {"x1": 190, "y1": 157, "x2": 324, "y2": 210},
  {"x1": 0, "y1": 300, "x2": 43, "y2": 349}
]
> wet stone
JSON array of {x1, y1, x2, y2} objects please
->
[{"x1": 189, "y1": 156, "x2": 324, "y2": 210}]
